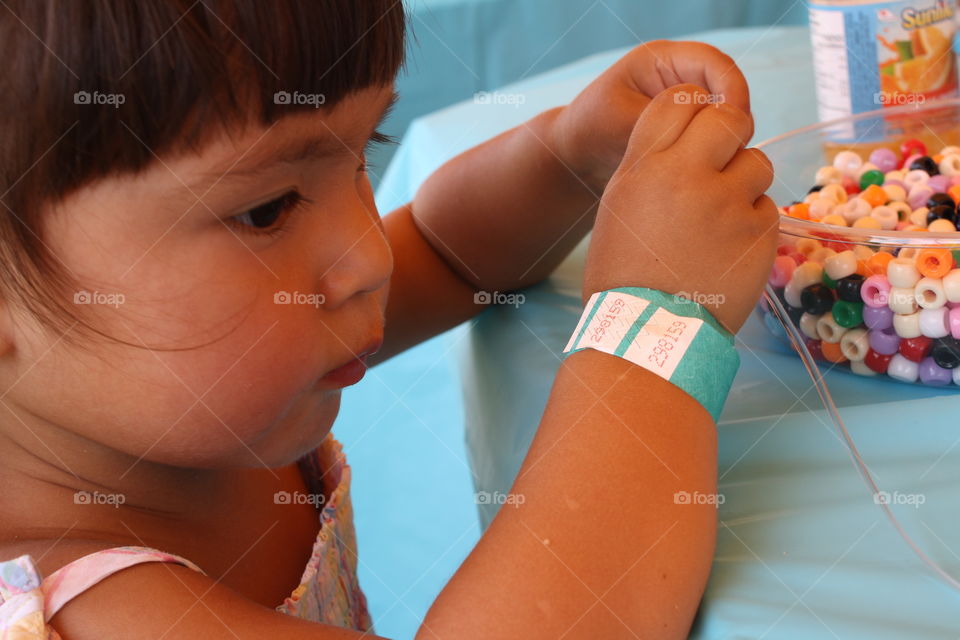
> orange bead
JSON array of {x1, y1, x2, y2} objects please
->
[
  {"x1": 856, "y1": 260, "x2": 871, "y2": 277},
  {"x1": 934, "y1": 154, "x2": 944, "y2": 163},
  {"x1": 867, "y1": 251, "x2": 894, "y2": 276},
  {"x1": 949, "y1": 184, "x2": 960, "y2": 204},
  {"x1": 788, "y1": 202, "x2": 810, "y2": 220},
  {"x1": 860, "y1": 184, "x2": 888, "y2": 208},
  {"x1": 821, "y1": 340, "x2": 848, "y2": 363},
  {"x1": 917, "y1": 248, "x2": 954, "y2": 278}
]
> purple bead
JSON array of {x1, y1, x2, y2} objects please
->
[
  {"x1": 919, "y1": 356, "x2": 953, "y2": 386},
  {"x1": 908, "y1": 184, "x2": 934, "y2": 210},
  {"x1": 863, "y1": 305, "x2": 894, "y2": 330},
  {"x1": 928, "y1": 175, "x2": 951, "y2": 193},
  {"x1": 870, "y1": 148, "x2": 899, "y2": 173},
  {"x1": 869, "y1": 327, "x2": 901, "y2": 355}
]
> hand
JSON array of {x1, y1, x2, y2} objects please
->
[
  {"x1": 581, "y1": 84, "x2": 778, "y2": 334},
  {"x1": 551, "y1": 41, "x2": 752, "y2": 194}
]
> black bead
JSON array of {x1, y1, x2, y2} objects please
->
[
  {"x1": 927, "y1": 204, "x2": 957, "y2": 226},
  {"x1": 932, "y1": 338, "x2": 960, "y2": 369},
  {"x1": 785, "y1": 302, "x2": 805, "y2": 326},
  {"x1": 807, "y1": 185, "x2": 824, "y2": 194},
  {"x1": 909, "y1": 156, "x2": 939, "y2": 175},
  {"x1": 836, "y1": 274, "x2": 865, "y2": 302},
  {"x1": 927, "y1": 193, "x2": 956, "y2": 211},
  {"x1": 800, "y1": 284, "x2": 836, "y2": 315}
]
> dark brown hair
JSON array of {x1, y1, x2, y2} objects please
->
[{"x1": 0, "y1": 0, "x2": 405, "y2": 348}]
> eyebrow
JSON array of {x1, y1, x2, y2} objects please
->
[{"x1": 189, "y1": 90, "x2": 399, "y2": 189}]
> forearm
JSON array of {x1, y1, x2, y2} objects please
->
[
  {"x1": 410, "y1": 107, "x2": 600, "y2": 293},
  {"x1": 420, "y1": 349, "x2": 718, "y2": 639}
]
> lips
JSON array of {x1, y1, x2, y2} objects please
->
[{"x1": 318, "y1": 336, "x2": 383, "y2": 388}]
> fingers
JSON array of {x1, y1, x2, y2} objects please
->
[
  {"x1": 619, "y1": 84, "x2": 714, "y2": 166},
  {"x1": 723, "y1": 147, "x2": 775, "y2": 202},
  {"x1": 677, "y1": 102, "x2": 754, "y2": 171}
]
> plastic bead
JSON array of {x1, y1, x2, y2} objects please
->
[
  {"x1": 942, "y1": 269, "x2": 960, "y2": 302},
  {"x1": 819, "y1": 183, "x2": 847, "y2": 203},
  {"x1": 885, "y1": 169, "x2": 906, "y2": 183},
  {"x1": 888, "y1": 287, "x2": 919, "y2": 314},
  {"x1": 919, "y1": 307, "x2": 951, "y2": 338},
  {"x1": 788, "y1": 202, "x2": 810, "y2": 219},
  {"x1": 887, "y1": 257, "x2": 921, "y2": 288},
  {"x1": 842, "y1": 176, "x2": 859, "y2": 195},
  {"x1": 841, "y1": 198, "x2": 872, "y2": 223},
  {"x1": 919, "y1": 357, "x2": 952, "y2": 385},
  {"x1": 926, "y1": 204, "x2": 957, "y2": 226},
  {"x1": 815, "y1": 165, "x2": 843, "y2": 186},
  {"x1": 832, "y1": 300, "x2": 863, "y2": 328},
  {"x1": 824, "y1": 250, "x2": 858, "y2": 280},
  {"x1": 927, "y1": 192, "x2": 955, "y2": 209},
  {"x1": 809, "y1": 197, "x2": 835, "y2": 219},
  {"x1": 801, "y1": 284, "x2": 836, "y2": 315},
  {"x1": 907, "y1": 183, "x2": 934, "y2": 209},
  {"x1": 893, "y1": 311, "x2": 922, "y2": 339},
  {"x1": 882, "y1": 183, "x2": 907, "y2": 203},
  {"x1": 928, "y1": 174, "x2": 951, "y2": 193},
  {"x1": 949, "y1": 184, "x2": 960, "y2": 203},
  {"x1": 820, "y1": 339, "x2": 848, "y2": 363},
  {"x1": 769, "y1": 255, "x2": 796, "y2": 287},
  {"x1": 799, "y1": 312, "x2": 821, "y2": 340},
  {"x1": 915, "y1": 277, "x2": 947, "y2": 309},
  {"x1": 898, "y1": 247, "x2": 921, "y2": 261},
  {"x1": 900, "y1": 335, "x2": 933, "y2": 361},
  {"x1": 950, "y1": 306, "x2": 960, "y2": 338},
  {"x1": 853, "y1": 216, "x2": 882, "y2": 229},
  {"x1": 822, "y1": 271, "x2": 838, "y2": 289},
  {"x1": 942, "y1": 146, "x2": 960, "y2": 156},
  {"x1": 866, "y1": 252, "x2": 894, "y2": 276},
  {"x1": 901, "y1": 139, "x2": 927, "y2": 159},
  {"x1": 860, "y1": 184, "x2": 888, "y2": 207},
  {"x1": 869, "y1": 327, "x2": 901, "y2": 355},
  {"x1": 863, "y1": 305, "x2": 894, "y2": 331},
  {"x1": 783, "y1": 282, "x2": 803, "y2": 310},
  {"x1": 864, "y1": 348, "x2": 893, "y2": 373},
  {"x1": 887, "y1": 353, "x2": 920, "y2": 383},
  {"x1": 816, "y1": 314, "x2": 847, "y2": 343},
  {"x1": 928, "y1": 218, "x2": 957, "y2": 232},
  {"x1": 909, "y1": 206, "x2": 930, "y2": 227},
  {"x1": 909, "y1": 156, "x2": 939, "y2": 175},
  {"x1": 820, "y1": 214, "x2": 848, "y2": 227},
  {"x1": 932, "y1": 337, "x2": 960, "y2": 369},
  {"x1": 840, "y1": 328, "x2": 869, "y2": 361},
  {"x1": 795, "y1": 238, "x2": 822, "y2": 257},
  {"x1": 859, "y1": 169, "x2": 884, "y2": 190},
  {"x1": 809, "y1": 248, "x2": 837, "y2": 264},
  {"x1": 917, "y1": 248, "x2": 954, "y2": 278},
  {"x1": 869, "y1": 147, "x2": 898, "y2": 173},
  {"x1": 836, "y1": 274, "x2": 864, "y2": 302},
  {"x1": 849, "y1": 360, "x2": 878, "y2": 377},
  {"x1": 940, "y1": 154, "x2": 960, "y2": 177},
  {"x1": 833, "y1": 150, "x2": 863, "y2": 177},
  {"x1": 869, "y1": 205, "x2": 898, "y2": 230},
  {"x1": 806, "y1": 338, "x2": 825, "y2": 362}
]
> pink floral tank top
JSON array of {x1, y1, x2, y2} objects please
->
[{"x1": 0, "y1": 435, "x2": 373, "y2": 638}]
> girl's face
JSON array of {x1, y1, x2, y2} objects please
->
[{"x1": 2, "y1": 86, "x2": 395, "y2": 470}]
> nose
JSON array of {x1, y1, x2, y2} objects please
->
[{"x1": 319, "y1": 197, "x2": 393, "y2": 310}]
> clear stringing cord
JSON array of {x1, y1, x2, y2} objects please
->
[{"x1": 762, "y1": 283, "x2": 960, "y2": 591}]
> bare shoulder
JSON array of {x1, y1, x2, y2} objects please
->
[{"x1": 0, "y1": 539, "x2": 381, "y2": 640}]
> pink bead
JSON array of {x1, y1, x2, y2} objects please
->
[
  {"x1": 928, "y1": 174, "x2": 951, "y2": 193},
  {"x1": 951, "y1": 307, "x2": 960, "y2": 339},
  {"x1": 769, "y1": 255, "x2": 797, "y2": 287},
  {"x1": 908, "y1": 184, "x2": 934, "y2": 209},
  {"x1": 870, "y1": 148, "x2": 899, "y2": 173},
  {"x1": 952, "y1": 175, "x2": 960, "y2": 187},
  {"x1": 902, "y1": 153, "x2": 923, "y2": 170},
  {"x1": 862, "y1": 274, "x2": 892, "y2": 307}
]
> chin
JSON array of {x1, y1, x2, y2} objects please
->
[{"x1": 248, "y1": 389, "x2": 343, "y2": 468}]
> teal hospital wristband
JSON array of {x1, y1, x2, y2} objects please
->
[{"x1": 563, "y1": 287, "x2": 740, "y2": 421}]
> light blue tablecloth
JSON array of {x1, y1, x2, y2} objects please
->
[{"x1": 376, "y1": 25, "x2": 960, "y2": 639}]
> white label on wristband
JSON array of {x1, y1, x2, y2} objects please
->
[
  {"x1": 624, "y1": 307, "x2": 703, "y2": 379},
  {"x1": 565, "y1": 291, "x2": 651, "y2": 354}
]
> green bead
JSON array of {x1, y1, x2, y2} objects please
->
[
  {"x1": 952, "y1": 249, "x2": 960, "y2": 266},
  {"x1": 822, "y1": 271, "x2": 838, "y2": 289},
  {"x1": 832, "y1": 300, "x2": 864, "y2": 328},
  {"x1": 859, "y1": 169, "x2": 885, "y2": 190}
]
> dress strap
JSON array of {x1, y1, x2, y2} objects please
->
[{"x1": 0, "y1": 545, "x2": 205, "y2": 623}]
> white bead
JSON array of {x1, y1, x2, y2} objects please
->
[
  {"x1": 809, "y1": 248, "x2": 837, "y2": 264},
  {"x1": 840, "y1": 328, "x2": 870, "y2": 361},
  {"x1": 841, "y1": 198, "x2": 872, "y2": 223},
  {"x1": 888, "y1": 353, "x2": 920, "y2": 383},
  {"x1": 887, "y1": 257, "x2": 921, "y2": 288},
  {"x1": 800, "y1": 312, "x2": 821, "y2": 339},
  {"x1": 940, "y1": 154, "x2": 960, "y2": 177},
  {"x1": 889, "y1": 287, "x2": 919, "y2": 314},
  {"x1": 928, "y1": 218, "x2": 957, "y2": 232},
  {"x1": 943, "y1": 269, "x2": 960, "y2": 302},
  {"x1": 850, "y1": 359, "x2": 878, "y2": 377},
  {"x1": 820, "y1": 214, "x2": 848, "y2": 227},
  {"x1": 853, "y1": 216, "x2": 882, "y2": 229},
  {"x1": 796, "y1": 238, "x2": 822, "y2": 256},
  {"x1": 904, "y1": 169, "x2": 931, "y2": 187},
  {"x1": 819, "y1": 183, "x2": 848, "y2": 204},
  {"x1": 941, "y1": 146, "x2": 960, "y2": 156},
  {"x1": 898, "y1": 247, "x2": 921, "y2": 262},
  {"x1": 893, "y1": 310, "x2": 922, "y2": 338},
  {"x1": 853, "y1": 245, "x2": 875, "y2": 261},
  {"x1": 809, "y1": 197, "x2": 835, "y2": 219},
  {"x1": 885, "y1": 170, "x2": 905, "y2": 182},
  {"x1": 784, "y1": 282, "x2": 803, "y2": 309},
  {"x1": 804, "y1": 192, "x2": 820, "y2": 205},
  {"x1": 858, "y1": 162, "x2": 880, "y2": 179},
  {"x1": 903, "y1": 224, "x2": 927, "y2": 231},
  {"x1": 953, "y1": 366, "x2": 960, "y2": 385},
  {"x1": 888, "y1": 201, "x2": 911, "y2": 221},
  {"x1": 909, "y1": 206, "x2": 930, "y2": 227},
  {"x1": 825, "y1": 250, "x2": 858, "y2": 280},
  {"x1": 870, "y1": 205, "x2": 899, "y2": 230},
  {"x1": 920, "y1": 307, "x2": 951, "y2": 338},
  {"x1": 916, "y1": 277, "x2": 947, "y2": 309},
  {"x1": 883, "y1": 184, "x2": 907, "y2": 202},
  {"x1": 817, "y1": 314, "x2": 847, "y2": 342},
  {"x1": 816, "y1": 166, "x2": 843, "y2": 186},
  {"x1": 833, "y1": 150, "x2": 863, "y2": 177}
]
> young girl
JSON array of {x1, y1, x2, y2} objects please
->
[{"x1": 0, "y1": 1, "x2": 777, "y2": 638}]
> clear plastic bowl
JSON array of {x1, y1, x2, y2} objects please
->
[{"x1": 755, "y1": 98, "x2": 960, "y2": 388}]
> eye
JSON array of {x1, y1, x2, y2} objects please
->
[
  {"x1": 226, "y1": 190, "x2": 310, "y2": 237},
  {"x1": 359, "y1": 129, "x2": 396, "y2": 174}
]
